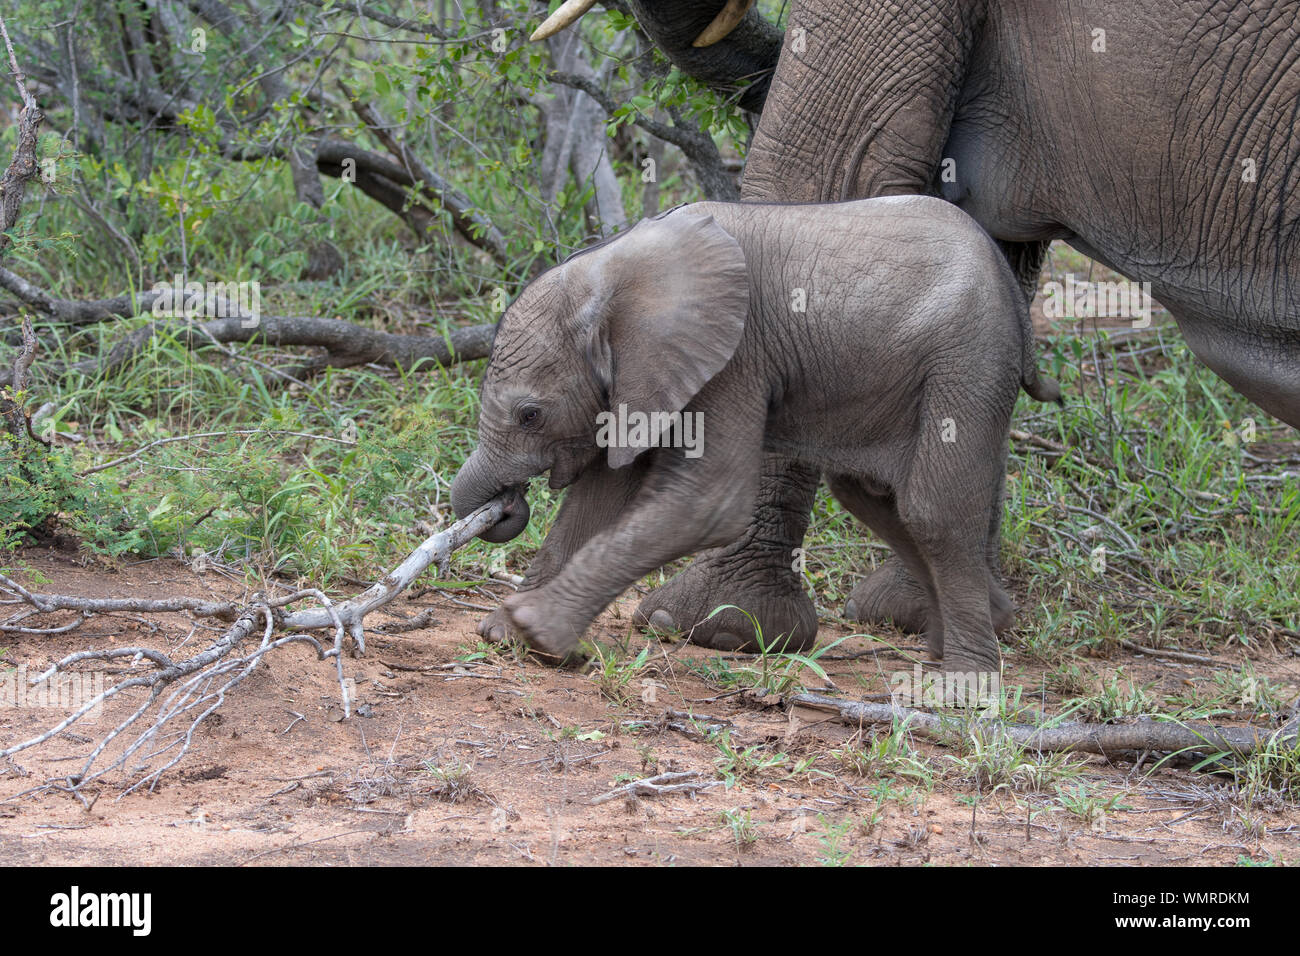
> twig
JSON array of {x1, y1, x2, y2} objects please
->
[
  {"x1": 0, "y1": 14, "x2": 31, "y2": 103},
  {"x1": 237, "y1": 828, "x2": 379, "y2": 865},
  {"x1": 589, "y1": 770, "x2": 722, "y2": 805},
  {"x1": 1119, "y1": 640, "x2": 1218, "y2": 665}
]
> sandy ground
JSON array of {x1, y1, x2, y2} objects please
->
[{"x1": 1, "y1": 546, "x2": 1297, "y2": 867}]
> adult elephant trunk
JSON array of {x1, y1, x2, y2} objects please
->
[
  {"x1": 623, "y1": 1, "x2": 782, "y2": 113},
  {"x1": 451, "y1": 450, "x2": 532, "y2": 544}
]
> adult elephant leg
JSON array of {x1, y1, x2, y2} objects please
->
[
  {"x1": 632, "y1": 454, "x2": 819, "y2": 652},
  {"x1": 835, "y1": 472, "x2": 1015, "y2": 645},
  {"x1": 829, "y1": 475, "x2": 940, "y2": 654}
]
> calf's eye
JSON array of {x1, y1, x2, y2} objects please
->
[{"x1": 518, "y1": 404, "x2": 542, "y2": 428}]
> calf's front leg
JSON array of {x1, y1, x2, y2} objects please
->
[
  {"x1": 504, "y1": 398, "x2": 764, "y2": 658},
  {"x1": 476, "y1": 459, "x2": 646, "y2": 642}
]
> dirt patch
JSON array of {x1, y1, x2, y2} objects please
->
[{"x1": 1, "y1": 547, "x2": 1296, "y2": 866}]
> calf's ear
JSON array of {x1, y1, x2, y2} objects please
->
[{"x1": 569, "y1": 211, "x2": 749, "y2": 468}]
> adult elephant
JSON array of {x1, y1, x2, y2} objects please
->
[{"x1": 526, "y1": 0, "x2": 1300, "y2": 652}]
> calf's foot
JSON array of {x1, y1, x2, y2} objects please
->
[{"x1": 502, "y1": 588, "x2": 586, "y2": 660}]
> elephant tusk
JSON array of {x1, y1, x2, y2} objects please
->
[
  {"x1": 692, "y1": 0, "x2": 757, "y2": 48},
  {"x1": 530, "y1": 0, "x2": 601, "y2": 42}
]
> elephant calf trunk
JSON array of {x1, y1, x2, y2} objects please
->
[{"x1": 451, "y1": 454, "x2": 532, "y2": 544}]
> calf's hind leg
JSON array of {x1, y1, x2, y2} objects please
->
[
  {"x1": 894, "y1": 407, "x2": 1008, "y2": 673},
  {"x1": 831, "y1": 454, "x2": 1007, "y2": 672}
]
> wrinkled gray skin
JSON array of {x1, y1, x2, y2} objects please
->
[
  {"x1": 452, "y1": 198, "x2": 1060, "y2": 671},
  {"x1": 593, "y1": 0, "x2": 1300, "y2": 651}
]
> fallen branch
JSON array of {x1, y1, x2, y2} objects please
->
[
  {"x1": 791, "y1": 692, "x2": 1300, "y2": 759},
  {"x1": 589, "y1": 770, "x2": 722, "y2": 805},
  {"x1": 0, "y1": 497, "x2": 505, "y2": 794},
  {"x1": 276, "y1": 500, "x2": 504, "y2": 645},
  {"x1": 0, "y1": 284, "x2": 496, "y2": 385},
  {"x1": 1118, "y1": 639, "x2": 1218, "y2": 666},
  {"x1": 0, "y1": 573, "x2": 239, "y2": 619}
]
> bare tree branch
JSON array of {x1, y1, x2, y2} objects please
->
[
  {"x1": 0, "y1": 267, "x2": 496, "y2": 384},
  {"x1": 0, "y1": 14, "x2": 43, "y2": 260},
  {"x1": 22, "y1": 54, "x2": 511, "y2": 262},
  {"x1": 0, "y1": 306, "x2": 496, "y2": 388},
  {"x1": 298, "y1": 0, "x2": 453, "y2": 37},
  {"x1": 792, "y1": 692, "x2": 1300, "y2": 759},
  {"x1": 343, "y1": 90, "x2": 510, "y2": 261},
  {"x1": 546, "y1": 68, "x2": 738, "y2": 201},
  {"x1": 0, "y1": 12, "x2": 33, "y2": 104}
]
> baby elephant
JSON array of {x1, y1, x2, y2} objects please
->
[{"x1": 451, "y1": 196, "x2": 1059, "y2": 673}]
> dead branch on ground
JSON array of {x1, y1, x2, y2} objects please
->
[
  {"x1": 791, "y1": 692, "x2": 1300, "y2": 760},
  {"x1": 589, "y1": 770, "x2": 722, "y2": 805},
  {"x1": 0, "y1": 497, "x2": 505, "y2": 796},
  {"x1": 0, "y1": 278, "x2": 496, "y2": 386}
]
